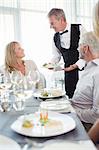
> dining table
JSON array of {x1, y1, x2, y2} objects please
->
[{"x1": 0, "y1": 92, "x2": 97, "y2": 150}]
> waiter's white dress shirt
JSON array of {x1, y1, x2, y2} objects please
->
[{"x1": 51, "y1": 24, "x2": 87, "y2": 69}]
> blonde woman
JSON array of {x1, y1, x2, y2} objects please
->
[{"x1": 4, "y1": 41, "x2": 45, "y2": 90}]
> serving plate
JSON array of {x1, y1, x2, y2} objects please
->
[
  {"x1": 33, "y1": 88, "x2": 66, "y2": 99},
  {"x1": 11, "y1": 112, "x2": 76, "y2": 137}
]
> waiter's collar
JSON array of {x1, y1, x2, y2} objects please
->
[
  {"x1": 60, "y1": 30, "x2": 68, "y2": 35},
  {"x1": 59, "y1": 24, "x2": 70, "y2": 34}
]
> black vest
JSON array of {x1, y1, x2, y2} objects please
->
[{"x1": 54, "y1": 24, "x2": 80, "y2": 67}]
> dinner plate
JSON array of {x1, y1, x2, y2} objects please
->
[
  {"x1": 0, "y1": 134, "x2": 21, "y2": 150},
  {"x1": 41, "y1": 141, "x2": 96, "y2": 150},
  {"x1": 11, "y1": 111, "x2": 76, "y2": 137},
  {"x1": 40, "y1": 101, "x2": 69, "y2": 111},
  {"x1": 43, "y1": 63, "x2": 55, "y2": 69},
  {"x1": 43, "y1": 63, "x2": 63, "y2": 70},
  {"x1": 33, "y1": 88, "x2": 66, "y2": 99}
]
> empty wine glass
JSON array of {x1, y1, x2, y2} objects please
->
[
  {"x1": 27, "y1": 70, "x2": 40, "y2": 91},
  {"x1": 9, "y1": 71, "x2": 23, "y2": 91}
]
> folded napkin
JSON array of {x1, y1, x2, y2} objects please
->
[{"x1": 40, "y1": 100, "x2": 74, "y2": 113}]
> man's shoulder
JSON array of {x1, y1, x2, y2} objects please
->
[
  {"x1": 70, "y1": 24, "x2": 81, "y2": 31},
  {"x1": 71, "y1": 24, "x2": 81, "y2": 26}
]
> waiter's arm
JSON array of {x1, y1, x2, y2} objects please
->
[{"x1": 51, "y1": 41, "x2": 62, "y2": 64}]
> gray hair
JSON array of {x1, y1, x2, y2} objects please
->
[
  {"x1": 79, "y1": 32, "x2": 99, "y2": 54},
  {"x1": 48, "y1": 8, "x2": 66, "y2": 21}
]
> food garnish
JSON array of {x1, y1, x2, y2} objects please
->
[
  {"x1": 40, "y1": 111, "x2": 49, "y2": 125},
  {"x1": 22, "y1": 120, "x2": 33, "y2": 128},
  {"x1": 41, "y1": 90, "x2": 49, "y2": 97}
]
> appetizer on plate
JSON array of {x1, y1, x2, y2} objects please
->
[
  {"x1": 40, "y1": 89, "x2": 63, "y2": 97},
  {"x1": 43, "y1": 63, "x2": 55, "y2": 69},
  {"x1": 22, "y1": 120, "x2": 33, "y2": 128}
]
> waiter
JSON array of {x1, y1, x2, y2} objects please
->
[{"x1": 48, "y1": 8, "x2": 81, "y2": 98}]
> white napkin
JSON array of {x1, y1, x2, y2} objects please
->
[{"x1": 40, "y1": 100, "x2": 72, "y2": 113}]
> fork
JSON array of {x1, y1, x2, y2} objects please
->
[
  {"x1": 22, "y1": 138, "x2": 44, "y2": 150},
  {"x1": 22, "y1": 138, "x2": 58, "y2": 150}
]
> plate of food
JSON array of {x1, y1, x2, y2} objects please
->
[
  {"x1": 11, "y1": 111, "x2": 76, "y2": 137},
  {"x1": 43, "y1": 63, "x2": 55, "y2": 69},
  {"x1": 33, "y1": 88, "x2": 66, "y2": 99},
  {"x1": 43, "y1": 63, "x2": 63, "y2": 71}
]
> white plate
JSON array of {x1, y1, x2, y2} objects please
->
[
  {"x1": 41, "y1": 141, "x2": 96, "y2": 150},
  {"x1": 33, "y1": 88, "x2": 66, "y2": 99},
  {"x1": 43, "y1": 63, "x2": 55, "y2": 69},
  {"x1": 0, "y1": 135, "x2": 21, "y2": 150},
  {"x1": 43, "y1": 63, "x2": 63, "y2": 70},
  {"x1": 11, "y1": 112, "x2": 76, "y2": 137},
  {"x1": 40, "y1": 101, "x2": 69, "y2": 111}
]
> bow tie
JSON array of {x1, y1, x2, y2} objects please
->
[{"x1": 60, "y1": 30, "x2": 68, "y2": 35}]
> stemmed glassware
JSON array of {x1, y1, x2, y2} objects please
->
[
  {"x1": 0, "y1": 73, "x2": 13, "y2": 112},
  {"x1": 26, "y1": 70, "x2": 40, "y2": 91},
  {"x1": 8, "y1": 71, "x2": 26, "y2": 111},
  {"x1": 0, "y1": 70, "x2": 41, "y2": 111},
  {"x1": 9, "y1": 71, "x2": 23, "y2": 91}
]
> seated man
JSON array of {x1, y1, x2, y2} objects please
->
[{"x1": 70, "y1": 31, "x2": 99, "y2": 129}]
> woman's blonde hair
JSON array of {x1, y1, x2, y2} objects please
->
[
  {"x1": 5, "y1": 41, "x2": 19, "y2": 72},
  {"x1": 93, "y1": 1, "x2": 99, "y2": 38}
]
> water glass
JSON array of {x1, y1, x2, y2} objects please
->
[
  {"x1": 13, "y1": 99, "x2": 25, "y2": 111},
  {"x1": 0, "y1": 91, "x2": 12, "y2": 112},
  {"x1": 0, "y1": 100, "x2": 12, "y2": 112},
  {"x1": 0, "y1": 73, "x2": 4, "y2": 83},
  {"x1": 13, "y1": 90, "x2": 25, "y2": 111}
]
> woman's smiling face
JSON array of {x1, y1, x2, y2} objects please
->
[{"x1": 14, "y1": 43, "x2": 25, "y2": 59}]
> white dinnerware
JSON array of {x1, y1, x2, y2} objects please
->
[
  {"x1": 0, "y1": 135, "x2": 21, "y2": 150},
  {"x1": 33, "y1": 88, "x2": 66, "y2": 99},
  {"x1": 11, "y1": 111, "x2": 76, "y2": 137}
]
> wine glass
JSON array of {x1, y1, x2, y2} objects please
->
[
  {"x1": 9, "y1": 71, "x2": 23, "y2": 91},
  {"x1": 27, "y1": 70, "x2": 40, "y2": 91}
]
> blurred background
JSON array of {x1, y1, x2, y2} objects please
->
[
  {"x1": 0, "y1": 0, "x2": 98, "y2": 65},
  {"x1": 0, "y1": 0, "x2": 98, "y2": 88}
]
